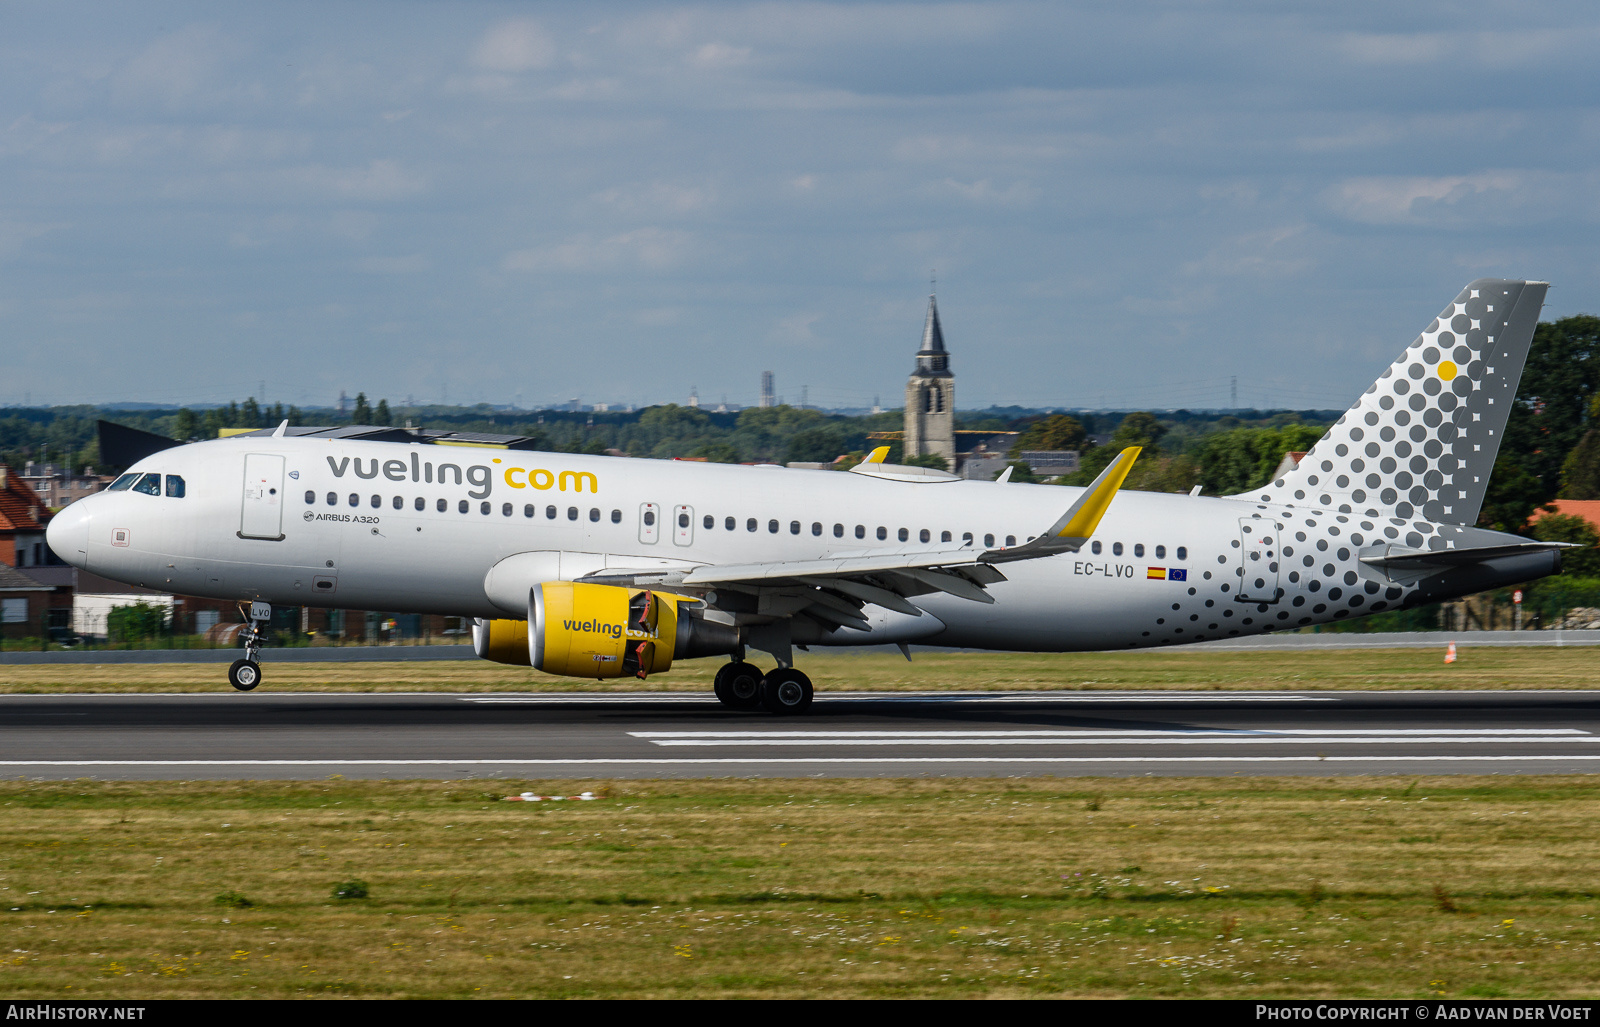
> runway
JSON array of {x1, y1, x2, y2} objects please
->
[{"x1": 3, "y1": 689, "x2": 1600, "y2": 779}]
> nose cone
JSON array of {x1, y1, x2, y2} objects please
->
[{"x1": 46, "y1": 500, "x2": 91, "y2": 570}]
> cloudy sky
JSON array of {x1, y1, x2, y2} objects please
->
[{"x1": 4, "y1": 1, "x2": 1598, "y2": 412}]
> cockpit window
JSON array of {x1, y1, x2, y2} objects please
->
[
  {"x1": 165, "y1": 475, "x2": 186, "y2": 498},
  {"x1": 132, "y1": 473, "x2": 162, "y2": 496},
  {"x1": 107, "y1": 473, "x2": 138, "y2": 491}
]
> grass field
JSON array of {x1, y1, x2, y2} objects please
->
[
  {"x1": 2, "y1": 776, "x2": 1600, "y2": 998},
  {"x1": 0, "y1": 645, "x2": 1596, "y2": 693}
]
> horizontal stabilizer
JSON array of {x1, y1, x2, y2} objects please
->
[{"x1": 1361, "y1": 540, "x2": 1576, "y2": 572}]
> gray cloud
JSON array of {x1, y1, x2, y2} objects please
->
[{"x1": 2, "y1": 0, "x2": 1598, "y2": 412}]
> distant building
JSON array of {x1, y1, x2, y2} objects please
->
[
  {"x1": 960, "y1": 452, "x2": 1009, "y2": 481},
  {"x1": 0, "y1": 563, "x2": 70, "y2": 642},
  {"x1": 1530, "y1": 500, "x2": 1600, "y2": 533},
  {"x1": 0, "y1": 464, "x2": 51, "y2": 569},
  {"x1": 760, "y1": 371, "x2": 775, "y2": 409},
  {"x1": 20, "y1": 462, "x2": 114, "y2": 510},
  {"x1": 1272, "y1": 451, "x2": 1308, "y2": 481},
  {"x1": 1018, "y1": 450, "x2": 1080, "y2": 478},
  {"x1": 903, "y1": 294, "x2": 955, "y2": 464},
  {"x1": 688, "y1": 386, "x2": 700, "y2": 409}
]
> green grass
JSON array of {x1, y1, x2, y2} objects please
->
[
  {"x1": 0, "y1": 644, "x2": 1596, "y2": 693},
  {"x1": 4, "y1": 777, "x2": 1600, "y2": 997}
]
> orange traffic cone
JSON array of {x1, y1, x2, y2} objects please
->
[{"x1": 1444, "y1": 641, "x2": 1457, "y2": 664}]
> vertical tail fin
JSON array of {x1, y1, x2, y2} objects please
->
[{"x1": 1242, "y1": 278, "x2": 1548, "y2": 525}]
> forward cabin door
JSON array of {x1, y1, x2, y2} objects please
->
[
  {"x1": 239, "y1": 453, "x2": 286, "y2": 541},
  {"x1": 1236, "y1": 518, "x2": 1282, "y2": 603}
]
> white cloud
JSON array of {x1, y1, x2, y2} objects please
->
[
  {"x1": 1320, "y1": 172, "x2": 1553, "y2": 227},
  {"x1": 112, "y1": 25, "x2": 238, "y2": 109},
  {"x1": 503, "y1": 228, "x2": 697, "y2": 273},
  {"x1": 356, "y1": 254, "x2": 430, "y2": 274},
  {"x1": 472, "y1": 19, "x2": 555, "y2": 72}
]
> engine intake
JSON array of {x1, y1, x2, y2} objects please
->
[{"x1": 473, "y1": 582, "x2": 738, "y2": 679}]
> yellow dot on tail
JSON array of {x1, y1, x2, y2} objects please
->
[{"x1": 1437, "y1": 361, "x2": 1458, "y2": 381}]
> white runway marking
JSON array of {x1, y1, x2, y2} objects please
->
[
  {"x1": 456, "y1": 693, "x2": 1341, "y2": 704},
  {"x1": 3, "y1": 756, "x2": 1600, "y2": 768},
  {"x1": 631, "y1": 728, "x2": 1593, "y2": 747}
]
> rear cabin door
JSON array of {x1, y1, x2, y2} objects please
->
[
  {"x1": 1236, "y1": 518, "x2": 1282, "y2": 603},
  {"x1": 240, "y1": 453, "x2": 286, "y2": 541}
]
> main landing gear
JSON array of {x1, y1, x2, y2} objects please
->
[
  {"x1": 228, "y1": 601, "x2": 272, "y2": 692},
  {"x1": 713, "y1": 660, "x2": 813, "y2": 715}
]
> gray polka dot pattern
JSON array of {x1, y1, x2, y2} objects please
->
[{"x1": 1241, "y1": 279, "x2": 1547, "y2": 527}]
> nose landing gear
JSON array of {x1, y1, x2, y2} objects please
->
[
  {"x1": 228, "y1": 601, "x2": 272, "y2": 692},
  {"x1": 712, "y1": 660, "x2": 813, "y2": 714}
]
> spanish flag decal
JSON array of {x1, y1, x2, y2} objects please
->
[{"x1": 1147, "y1": 567, "x2": 1166, "y2": 580}]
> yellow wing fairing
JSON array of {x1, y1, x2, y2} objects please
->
[{"x1": 981, "y1": 446, "x2": 1140, "y2": 564}]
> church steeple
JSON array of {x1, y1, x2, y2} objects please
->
[
  {"x1": 903, "y1": 290, "x2": 956, "y2": 465},
  {"x1": 913, "y1": 294, "x2": 951, "y2": 377}
]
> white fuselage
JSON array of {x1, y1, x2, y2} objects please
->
[{"x1": 47, "y1": 436, "x2": 1510, "y2": 652}]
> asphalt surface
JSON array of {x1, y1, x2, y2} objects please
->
[
  {"x1": 4, "y1": 630, "x2": 1599, "y2": 662},
  {"x1": 3, "y1": 689, "x2": 1600, "y2": 779}
]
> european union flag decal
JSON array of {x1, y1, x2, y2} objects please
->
[{"x1": 1169, "y1": 568, "x2": 1188, "y2": 581}]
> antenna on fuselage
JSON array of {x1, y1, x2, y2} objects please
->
[{"x1": 272, "y1": 420, "x2": 288, "y2": 437}]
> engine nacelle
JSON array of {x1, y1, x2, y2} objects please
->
[{"x1": 473, "y1": 582, "x2": 739, "y2": 679}]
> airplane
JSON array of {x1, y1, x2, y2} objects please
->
[{"x1": 47, "y1": 278, "x2": 1571, "y2": 713}]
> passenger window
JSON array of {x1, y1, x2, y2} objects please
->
[
  {"x1": 107, "y1": 473, "x2": 138, "y2": 491},
  {"x1": 612, "y1": 510, "x2": 622, "y2": 524},
  {"x1": 919, "y1": 529, "x2": 930, "y2": 543},
  {"x1": 941, "y1": 531, "x2": 952, "y2": 542},
  {"x1": 329, "y1": 493, "x2": 338, "y2": 506},
  {"x1": 643, "y1": 510, "x2": 655, "y2": 526},
  {"x1": 789, "y1": 521, "x2": 800, "y2": 535},
  {"x1": 725, "y1": 517, "x2": 735, "y2": 530},
  {"x1": 834, "y1": 524, "x2": 844, "y2": 538},
  {"x1": 591, "y1": 508, "x2": 601, "y2": 522},
  {"x1": 1134, "y1": 543, "x2": 1144, "y2": 558},
  {"x1": 1155, "y1": 545, "x2": 1166, "y2": 559},
  {"x1": 811, "y1": 522, "x2": 822, "y2": 536},
  {"x1": 437, "y1": 499, "x2": 447, "y2": 512},
  {"x1": 395, "y1": 497, "x2": 404, "y2": 510},
  {"x1": 1177, "y1": 546, "x2": 1187, "y2": 560},
  {"x1": 371, "y1": 495, "x2": 381, "y2": 508},
  {"x1": 747, "y1": 518, "x2": 757, "y2": 532},
  {"x1": 962, "y1": 532, "x2": 972, "y2": 543},
  {"x1": 877, "y1": 527, "x2": 887, "y2": 541},
  {"x1": 984, "y1": 534, "x2": 995, "y2": 547},
  {"x1": 164, "y1": 476, "x2": 186, "y2": 498},
  {"x1": 458, "y1": 500, "x2": 468, "y2": 513},
  {"x1": 502, "y1": 503, "x2": 512, "y2": 516},
  {"x1": 769, "y1": 520, "x2": 779, "y2": 533},
  {"x1": 1005, "y1": 535, "x2": 1016, "y2": 547},
  {"x1": 1092, "y1": 541, "x2": 1102, "y2": 555},
  {"x1": 305, "y1": 490, "x2": 315, "y2": 504},
  {"x1": 525, "y1": 503, "x2": 534, "y2": 517},
  {"x1": 567, "y1": 507, "x2": 578, "y2": 521},
  {"x1": 481, "y1": 501, "x2": 491, "y2": 515},
  {"x1": 133, "y1": 473, "x2": 161, "y2": 496},
  {"x1": 1112, "y1": 542, "x2": 1123, "y2": 556},
  {"x1": 703, "y1": 514, "x2": 713, "y2": 529},
  {"x1": 418, "y1": 497, "x2": 428, "y2": 512},
  {"x1": 898, "y1": 528, "x2": 909, "y2": 542},
  {"x1": 855, "y1": 525, "x2": 865, "y2": 539},
  {"x1": 679, "y1": 512, "x2": 690, "y2": 528},
  {"x1": 349, "y1": 494, "x2": 359, "y2": 507}
]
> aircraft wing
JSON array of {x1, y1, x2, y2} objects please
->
[{"x1": 581, "y1": 448, "x2": 1143, "y2": 631}]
